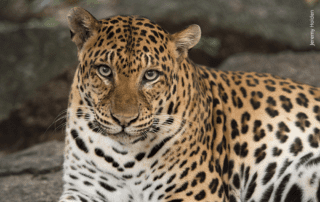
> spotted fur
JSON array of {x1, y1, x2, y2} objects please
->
[{"x1": 59, "y1": 7, "x2": 320, "y2": 202}]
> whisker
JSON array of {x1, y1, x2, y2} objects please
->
[
  {"x1": 44, "y1": 109, "x2": 68, "y2": 136},
  {"x1": 55, "y1": 122, "x2": 67, "y2": 132}
]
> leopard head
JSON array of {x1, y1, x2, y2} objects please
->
[{"x1": 67, "y1": 7, "x2": 201, "y2": 142}]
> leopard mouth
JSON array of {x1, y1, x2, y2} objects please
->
[{"x1": 94, "y1": 118, "x2": 149, "y2": 138}]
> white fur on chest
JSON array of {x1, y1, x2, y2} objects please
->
[{"x1": 64, "y1": 113, "x2": 177, "y2": 202}]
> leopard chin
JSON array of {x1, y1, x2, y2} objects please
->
[
  {"x1": 107, "y1": 131, "x2": 148, "y2": 145},
  {"x1": 94, "y1": 117, "x2": 149, "y2": 139}
]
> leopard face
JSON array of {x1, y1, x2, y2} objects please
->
[
  {"x1": 59, "y1": 7, "x2": 320, "y2": 202},
  {"x1": 68, "y1": 7, "x2": 200, "y2": 145}
]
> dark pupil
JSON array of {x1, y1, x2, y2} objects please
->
[
  {"x1": 147, "y1": 71, "x2": 154, "y2": 77},
  {"x1": 103, "y1": 67, "x2": 108, "y2": 73}
]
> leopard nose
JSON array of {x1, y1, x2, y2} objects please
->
[{"x1": 110, "y1": 112, "x2": 138, "y2": 127}]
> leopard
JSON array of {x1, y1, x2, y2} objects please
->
[{"x1": 59, "y1": 7, "x2": 320, "y2": 202}]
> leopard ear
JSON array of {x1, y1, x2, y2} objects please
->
[
  {"x1": 67, "y1": 7, "x2": 101, "y2": 50},
  {"x1": 172, "y1": 24, "x2": 201, "y2": 59}
]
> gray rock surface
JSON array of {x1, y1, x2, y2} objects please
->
[
  {"x1": 219, "y1": 52, "x2": 320, "y2": 87},
  {"x1": 0, "y1": 141, "x2": 64, "y2": 202},
  {"x1": 0, "y1": 172, "x2": 63, "y2": 202},
  {"x1": 0, "y1": 65, "x2": 76, "y2": 154},
  {"x1": 0, "y1": 27, "x2": 77, "y2": 121}
]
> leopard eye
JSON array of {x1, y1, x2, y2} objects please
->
[
  {"x1": 144, "y1": 70, "x2": 159, "y2": 81},
  {"x1": 98, "y1": 65, "x2": 112, "y2": 77}
]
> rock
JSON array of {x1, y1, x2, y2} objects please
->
[
  {"x1": 0, "y1": 140, "x2": 64, "y2": 175},
  {"x1": 0, "y1": 65, "x2": 76, "y2": 154},
  {"x1": 219, "y1": 52, "x2": 320, "y2": 87},
  {"x1": 0, "y1": 172, "x2": 63, "y2": 202},
  {"x1": 0, "y1": 141, "x2": 64, "y2": 202},
  {"x1": 0, "y1": 27, "x2": 77, "y2": 121}
]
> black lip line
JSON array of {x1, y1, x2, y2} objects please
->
[{"x1": 94, "y1": 118, "x2": 148, "y2": 138}]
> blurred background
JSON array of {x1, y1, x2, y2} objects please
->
[{"x1": 0, "y1": 0, "x2": 319, "y2": 156}]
